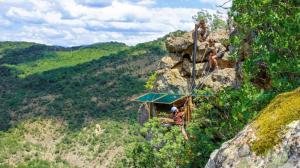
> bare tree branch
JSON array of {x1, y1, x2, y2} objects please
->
[{"x1": 217, "y1": 0, "x2": 232, "y2": 9}]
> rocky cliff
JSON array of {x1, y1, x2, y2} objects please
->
[
  {"x1": 205, "y1": 87, "x2": 300, "y2": 168},
  {"x1": 154, "y1": 30, "x2": 238, "y2": 94}
]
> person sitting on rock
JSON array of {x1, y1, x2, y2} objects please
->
[
  {"x1": 207, "y1": 39, "x2": 218, "y2": 70},
  {"x1": 208, "y1": 49, "x2": 218, "y2": 71},
  {"x1": 207, "y1": 39, "x2": 228, "y2": 71},
  {"x1": 194, "y1": 20, "x2": 209, "y2": 42}
]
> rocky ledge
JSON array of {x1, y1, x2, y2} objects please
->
[
  {"x1": 154, "y1": 30, "x2": 239, "y2": 94},
  {"x1": 205, "y1": 87, "x2": 300, "y2": 168}
]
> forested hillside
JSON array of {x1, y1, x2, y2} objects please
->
[{"x1": 0, "y1": 39, "x2": 166, "y2": 167}]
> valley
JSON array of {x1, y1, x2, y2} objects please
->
[{"x1": 0, "y1": 39, "x2": 166, "y2": 167}]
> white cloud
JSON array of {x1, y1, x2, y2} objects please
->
[
  {"x1": 6, "y1": 7, "x2": 44, "y2": 23},
  {"x1": 75, "y1": 0, "x2": 113, "y2": 7},
  {"x1": 0, "y1": 0, "x2": 222, "y2": 46},
  {"x1": 199, "y1": 0, "x2": 232, "y2": 7},
  {"x1": 27, "y1": 0, "x2": 54, "y2": 11},
  {"x1": 137, "y1": 0, "x2": 156, "y2": 6},
  {"x1": 0, "y1": 17, "x2": 11, "y2": 26}
]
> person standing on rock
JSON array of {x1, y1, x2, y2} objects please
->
[
  {"x1": 194, "y1": 20, "x2": 209, "y2": 42},
  {"x1": 171, "y1": 106, "x2": 189, "y2": 140}
]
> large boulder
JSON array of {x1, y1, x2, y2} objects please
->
[
  {"x1": 196, "y1": 68, "x2": 237, "y2": 91},
  {"x1": 208, "y1": 30, "x2": 229, "y2": 43},
  {"x1": 155, "y1": 67, "x2": 190, "y2": 94},
  {"x1": 159, "y1": 53, "x2": 182, "y2": 69},
  {"x1": 205, "y1": 87, "x2": 300, "y2": 168},
  {"x1": 195, "y1": 42, "x2": 209, "y2": 62},
  {"x1": 181, "y1": 58, "x2": 207, "y2": 77},
  {"x1": 178, "y1": 41, "x2": 209, "y2": 63},
  {"x1": 165, "y1": 32, "x2": 194, "y2": 53}
]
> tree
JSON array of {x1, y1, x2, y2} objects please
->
[
  {"x1": 230, "y1": 0, "x2": 299, "y2": 90},
  {"x1": 193, "y1": 10, "x2": 227, "y2": 31},
  {"x1": 192, "y1": 10, "x2": 213, "y2": 23},
  {"x1": 212, "y1": 14, "x2": 227, "y2": 31}
]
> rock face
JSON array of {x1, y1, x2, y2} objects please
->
[
  {"x1": 206, "y1": 121, "x2": 300, "y2": 168},
  {"x1": 165, "y1": 32, "x2": 194, "y2": 53},
  {"x1": 205, "y1": 88, "x2": 300, "y2": 168},
  {"x1": 197, "y1": 68, "x2": 237, "y2": 91},
  {"x1": 155, "y1": 30, "x2": 238, "y2": 94}
]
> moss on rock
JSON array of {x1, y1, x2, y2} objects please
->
[{"x1": 251, "y1": 87, "x2": 300, "y2": 155}]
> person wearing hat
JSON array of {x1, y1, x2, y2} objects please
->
[
  {"x1": 171, "y1": 106, "x2": 189, "y2": 140},
  {"x1": 171, "y1": 106, "x2": 178, "y2": 113}
]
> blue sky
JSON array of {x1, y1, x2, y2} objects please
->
[{"x1": 0, "y1": 0, "x2": 231, "y2": 46}]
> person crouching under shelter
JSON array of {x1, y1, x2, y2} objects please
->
[{"x1": 171, "y1": 106, "x2": 189, "y2": 140}]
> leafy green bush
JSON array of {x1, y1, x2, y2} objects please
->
[
  {"x1": 230, "y1": 0, "x2": 299, "y2": 90},
  {"x1": 125, "y1": 119, "x2": 190, "y2": 168},
  {"x1": 144, "y1": 72, "x2": 158, "y2": 90},
  {"x1": 15, "y1": 159, "x2": 72, "y2": 168},
  {"x1": 16, "y1": 159, "x2": 52, "y2": 168}
]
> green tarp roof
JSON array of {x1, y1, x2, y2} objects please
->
[
  {"x1": 134, "y1": 93, "x2": 185, "y2": 104},
  {"x1": 135, "y1": 93, "x2": 166, "y2": 102}
]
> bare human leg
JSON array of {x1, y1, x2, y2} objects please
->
[
  {"x1": 209, "y1": 54, "x2": 213, "y2": 69},
  {"x1": 180, "y1": 126, "x2": 189, "y2": 140},
  {"x1": 212, "y1": 55, "x2": 219, "y2": 70}
]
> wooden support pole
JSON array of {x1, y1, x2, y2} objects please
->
[
  {"x1": 149, "y1": 103, "x2": 153, "y2": 119},
  {"x1": 185, "y1": 96, "x2": 193, "y2": 124},
  {"x1": 189, "y1": 96, "x2": 193, "y2": 122},
  {"x1": 147, "y1": 103, "x2": 151, "y2": 121}
]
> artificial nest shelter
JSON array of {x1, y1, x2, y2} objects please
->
[{"x1": 133, "y1": 93, "x2": 193, "y2": 125}]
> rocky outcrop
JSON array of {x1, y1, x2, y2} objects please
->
[
  {"x1": 206, "y1": 121, "x2": 300, "y2": 168},
  {"x1": 155, "y1": 30, "x2": 238, "y2": 94},
  {"x1": 205, "y1": 88, "x2": 300, "y2": 168},
  {"x1": 159, "y1": 53, "x2": 182, "y2": 69},
  {"x1": 165, "y1": 32, "x2": 194, "y2": 53},
  {"x1": 196, "y1": 68, "x2": 237, "y2": 91},
  {"x1": 155, "y1": 67, "x2": 189, "y2": 94}
]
